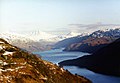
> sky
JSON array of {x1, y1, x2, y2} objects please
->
[{"x1": 1, "y1": 0, "x2": 120, "y2": 33}]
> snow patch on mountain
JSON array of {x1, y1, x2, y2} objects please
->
[
  {"x1": 90, "y1": 28, "x2": 120, "y2": 38},
  {"x1": 46, "y1": 32, "x2": 83, "y2": 42},
  {"x1": 21, "y1": 30, "x2": 82, "y2": 42},
  {"x1": 24, "y1": 30, "x2": 57, "y2": 41},
  {"x1": 0, "y1": 32, "x2": 34, "y2": 44},
  {"x1": 66, "y1": 32, "x2": 81, "y2": 38}
]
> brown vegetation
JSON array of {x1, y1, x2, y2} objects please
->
[{"x1": 0, "y1": 38, "x2": 91, "y2": 83}]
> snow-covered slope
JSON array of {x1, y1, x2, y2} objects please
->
[
  {"x1": 24, "y1": 30, "x2": 57, "y2": 41},
  {"x1": 13, "y1": 28, "x2": 88, "y2": 42},
  {"x1": 46, "y1": 32, "x2": 82, "y2": 42},
  {"x1": 23, "y1": 30, "x2": 82, "y2": 42},
  {"x1": 0, "y1": 32, "x2": 52, "y2": 52},
  {"x1": 90, "y1": 28, "x2": 120, "y2": 38},
  {"x1": 65, "y1": 32, "x2": 81, "y2": 38},
  {"x1": 0, "y1": 32, "x2": 33, "y2": 43}
]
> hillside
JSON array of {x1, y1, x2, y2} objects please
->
[
  {"x1": 53, "y1": 35, "x2": 88, "y2": 49},
  {"x1": 64, "y1": 37, "x2": 112, "y2": 53},
  {"x1": 0, "y1": 38, "x2": 91, "y2": 83},
  {"x1": 63, "y1": 28, "x2": 120, "y2": 53},
  {"x1": 59, "y1": 38, "x2": 120, "y2": 76}
]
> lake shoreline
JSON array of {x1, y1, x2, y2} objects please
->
[{"x1": 34, "y1": 49, "x2": 120, "y2": 83}]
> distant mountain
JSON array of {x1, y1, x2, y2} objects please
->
[
  {"x1": 65, "y1": 32, "x2": 83, "y2": 38},
  {"x1": 63, "y1": 28, "x2": 120, "y2": 53},
  {"x1": 24, "y1": 30, "x2": 56, "y2": 41},
  {"x1": 59, "y1": 38, "x2": 120, "y2": 76},
  {"x1": 53, "y1": 33, "x2": 88, "y2": 49},
  {"x1": 13, "y1": 30, "x2": 82, "y2": 42},
  {"x1": 64, "y1": 37, "x2": 110, "y2": 53},
  {"x1": 0, "y1": 31, "x2": 82, "y2": 52},
  {"x1": 0, "y1": 32, "x2": 52, "y2": 52},
  {"x1": 0, "y1": 38, "x2": 91, "y2": 83},
  {"x1": 47, "y1": 32, "x2": 82, "y2": 42},
  {"x1": 90, "y1": 28, "x2": 120, "y2": 38}
]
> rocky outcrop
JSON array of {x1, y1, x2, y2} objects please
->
[
  {"x1": 59, "y1": 38, "x2": 120, "y2": 76},
  {"x1": 0, "y1": 38, "x2": 91, "y2": 83}
]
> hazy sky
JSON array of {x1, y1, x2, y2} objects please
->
[{"x1": 1, "y1": 0, "x2": 120, "y2": 32}]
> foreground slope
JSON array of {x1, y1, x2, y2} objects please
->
[
  {"x1": 59, "y1": 38, "x2": 120, "y2": 76},
  {"x1": 0, "y1": 38, "x2": 90, "y2": 83}
]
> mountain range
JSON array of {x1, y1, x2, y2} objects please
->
[
  {"x1": 1, "y1": 27, "x2": 120, "y2": 53},
  {"x1": 0, "y1": 31, "x2": 81, "y2": 52},
  {"x1": 55, "y1": 28, "x2": 120, "y2": 53}
]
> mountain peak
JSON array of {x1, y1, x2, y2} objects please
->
[{"x1": 25, "y1": 30, "x2": 56, "y2": 41}]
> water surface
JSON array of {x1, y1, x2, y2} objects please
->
[{"x1": 34, "y1": 49, "x2": 120, "y2": 83}]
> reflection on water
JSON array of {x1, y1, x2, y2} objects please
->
[
  {"x1": 34, "y1": 49, "x2": 120, "y2": 83},
  {"x1": 63, "y1": 66, "x2": 120, "y2": 83}
]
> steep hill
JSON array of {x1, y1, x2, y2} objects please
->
[
  {"x1": 59, "y1": 38, "x2": 120, "y2": 76},
  {"x1": 0, "y1": 38, "x2": 91, "y2": 83}
]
